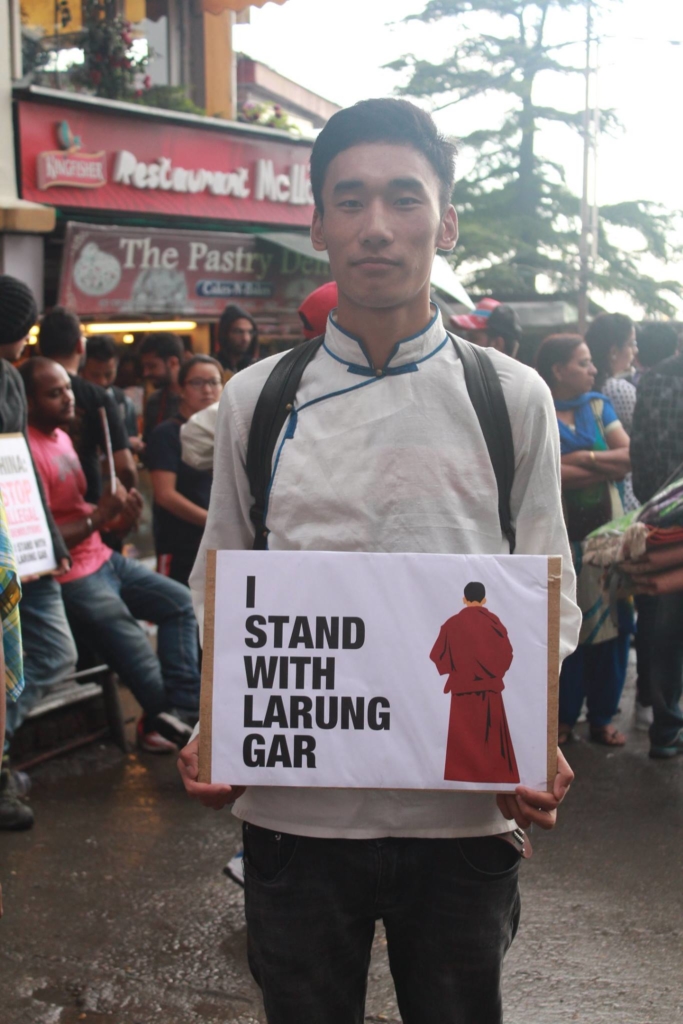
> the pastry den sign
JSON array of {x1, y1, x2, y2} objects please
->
[{"x1": 36, "y1": 118, "x2": 313, "y2": 207}]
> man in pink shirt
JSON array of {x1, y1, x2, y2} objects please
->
[{"x1": 21, "y1": 357, "x2": 201, "y2": 752}]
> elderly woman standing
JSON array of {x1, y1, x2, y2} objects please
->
[{"x1": 536, "y1": 334, "x2": 632, "y2": 746}]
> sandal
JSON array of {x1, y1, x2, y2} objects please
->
[
  {"x1": 589, "y1": 725, "x2": 626, "y2": 747},
  {"x1": 558, "y1": 724, "x2": 574, "y2": 746}
]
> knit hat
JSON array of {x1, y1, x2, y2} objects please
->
[
  {"x1": 298, "y1": 281, "x2": 338, "y2": 339},
  {"x1": 0, "y1": 276, "x2": 38, "y2": 347}
]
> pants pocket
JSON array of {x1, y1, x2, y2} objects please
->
[
  {"x1": 457, "y1": 836, "x2": 522, "y2": 878},
  {"x1": 243, "y1": 822, "x2": 299, "y2": 884}
]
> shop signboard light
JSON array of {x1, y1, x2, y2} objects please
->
[{"x1": 85, "y1": 321, "x2": 198, "y2": 334}]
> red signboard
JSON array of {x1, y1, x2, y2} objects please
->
[
  {"x1": 58, "y1": 222, "x2": 331, "y2": 319},
  {"x1": 17, "y1": 98, "x2": 315, "y2": 227}
]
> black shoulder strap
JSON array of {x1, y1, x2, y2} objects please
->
[
  {"x1": 246, "y1": 336, "x2": 324, "y2": 549},
  {"x1": 449, "y1": 333, "x2": 516, "y2": 553}
]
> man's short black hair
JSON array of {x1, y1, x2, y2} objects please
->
[
  {"x1": 486, "y1": 305, "x2": 522, "y2": 356},
  {"x1": 310, "y1": 98, "x2": 457, "y2": 212},
  {"x1": 138, "y1": 331, "x2": 184, "y2": 362},
  {"x1": 636, "y1": 322, "x2": 678, "y2": 368},
  {"x1": 39, "y1": 307, "x2": 82, "y2": 359},
  {"x1": 85, "y1": 334, "x2": 119, "y2": 363},
  {"x1": 464, "y1": 582, "x2": 486, "y2": 603},
  {"x1": 19, "y1": 355, "x2": 59, "y2": 399}
]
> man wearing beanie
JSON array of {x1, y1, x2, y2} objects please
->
[
  {"x1": 0, "y1": 276, "x2": 77, "y2": 831},
  {"x1": 216, "y1": 304, "x2": 260, "y2": 378}
]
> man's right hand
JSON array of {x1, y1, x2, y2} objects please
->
[
  {"x1": 96, "y1": 479, "x2": 127, "y2": 526},
  {"x1": 177, "y1": 735, "x2": 245, "y2": 810}
]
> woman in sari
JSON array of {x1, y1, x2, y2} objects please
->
[{"x1": 536, "y1": 334, "x2": 632, "y2": 746}]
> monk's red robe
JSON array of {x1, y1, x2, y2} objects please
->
[{"x1": 430, "y1": 606, "x2": 520, "y2": 784}]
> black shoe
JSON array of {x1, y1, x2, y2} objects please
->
[
  {"x1": 151, "y1": 712, "x2": 194, "y2": 749},
  {"x1": 0, "y1": 770, "x2": 34, "y2": 831}
]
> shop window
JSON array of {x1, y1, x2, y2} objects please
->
[{"x1": 19, "y1": 2, "x2": 169, "y2": 89}]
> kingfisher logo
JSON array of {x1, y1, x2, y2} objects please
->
[{"x1": 36, "y1": 120, "x2": 107, "y2": 191}]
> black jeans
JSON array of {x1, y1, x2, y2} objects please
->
[
  {"x1": 243, "y1": 823, "x2": 521, "y2": 1024},
  {"x1": 649, "y1": 592, "x2": 683, "y2": 747}
]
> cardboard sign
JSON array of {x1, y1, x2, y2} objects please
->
[
  {"x1": 0, "y1": 434, "x2": 57, "y2": 579},
  {"x1": 200, "y1": 550, "x2": 561, "y2": 793}
]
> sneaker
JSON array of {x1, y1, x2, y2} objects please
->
[
  {"x1": 151, "y1": 711, "x2": 193, "y2": 749},
  {"x1": 649, "y1": 732, "x2": 683, "y2": 760},
  {"x1": 635, "y1": 701, "x2": 654, "y2": 732},
  {"x1": 0, "y1": 770, "x2": 34, "y2": 830},
  {"x1": 136, "y1": 718, "x2": 177, "y2": 754},
  {"x1": 223, "y1": 849, "x2": 245, "y2": 887},
  {"x1": 169, "y1": 707, "x2": 199, "y2": 731}
]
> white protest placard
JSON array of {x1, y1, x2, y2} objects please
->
[
  {"x1": 0, "y1": 433, "x2": 57, "y2": 578},
  {"x1": 200, "y1": 550, "x2": 560, "y2": 793}
]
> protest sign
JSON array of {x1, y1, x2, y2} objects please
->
[
  {"x1": 200, "y1": 550, "x2": 561, "y2": 793},
  {"x1": 0, "y1": 434, "x2": 57, "y2": 578}
]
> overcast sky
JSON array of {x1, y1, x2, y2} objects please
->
[{"x1": 235, "y1": 0, "x2": 683, "y2": 314}]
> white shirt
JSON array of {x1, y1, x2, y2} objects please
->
[{"x1": 190, "y1": 307, "x2": 581, "y2": 839}]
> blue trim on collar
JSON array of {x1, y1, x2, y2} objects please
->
[
  {"x1": 326, "y1": 305, "x2": 440, "y2": 372},
  {"x1": 344, "y1": 334, "x2": 449, "y2": 376}
]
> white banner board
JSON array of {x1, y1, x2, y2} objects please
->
[
  {"x1": 201, "y1": 550, "x2": 560, "y2": 793},
  {"x1": 0, "y1": 434, "x2": 57, "y2": 579}
]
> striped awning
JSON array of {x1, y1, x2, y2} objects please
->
[{"x1": 203, "y1": 0, "x2": 289, "y2": 12}]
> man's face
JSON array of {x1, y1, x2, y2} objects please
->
[
  {"x1": 82, "y1": 357, "x2": 117, "y2": 389},
  {"x1": 226, "y1": 318, "x2": 255, "y2": 356},
  {"x1": 311, "y1": 143, "x2": 457, "y2": 311},
  {"x1": 29, "y1": 362, "x2": 75, "y2": 429},
  {"x1": 141, "y1": 353, "x2": 177, "y2": 388},
  {"x1": 0, "y1": 337, "x2": 30, "y2": 363}
]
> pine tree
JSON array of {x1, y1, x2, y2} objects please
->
[{"x1": 388, "y1": 0, "x2": 682, "y2": 314}]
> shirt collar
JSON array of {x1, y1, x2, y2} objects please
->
[{"x1": 323, "y1": 305, "x2": 448, "y2": 377}]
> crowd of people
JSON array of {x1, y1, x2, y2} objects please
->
[{"x1": 0, "y1": 279, "x2": 681, "y2": 826}]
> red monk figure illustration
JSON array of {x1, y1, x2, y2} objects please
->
[{"x1": 430, "y1": 582, "x2": 520, "y2": 784}]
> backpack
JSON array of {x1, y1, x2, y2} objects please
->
[{"x1": 246, "y1": 333, "x2": 516, "y2": 553}]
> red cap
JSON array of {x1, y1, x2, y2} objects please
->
[
  {"x1": 298, "y1": 281, "x2": 339, "y2": 340},
  {"x1": 451, "y1": 298, "x2": 500, "y2": 332}
]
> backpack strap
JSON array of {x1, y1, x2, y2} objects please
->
[
  {"x1": 449, "y1": 333, "x2": 517, "y2": 553},
  {"x1": 246, "y1": 336, "x2": 324, "y2": 550}
]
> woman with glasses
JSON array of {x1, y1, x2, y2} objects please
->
[{"x1": 146, "y1": 355, "x2": 224, "y2": 586}]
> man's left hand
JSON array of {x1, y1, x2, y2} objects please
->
[{"x1": 496, "y1": 747, "x2": 574, "y2": 831}]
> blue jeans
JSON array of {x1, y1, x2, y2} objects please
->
[
  {"x1": 243, "y1": 824, "x2": 521, "y2": 1024},
  {"x1": 649, "y1": 593, "x2": 683, "y2": 747},
  {"x1": 4, "y1": 575, "x2": 78, "y2": 745},
  {"x1": 60, "y1": 552, "x2": 200, "y2": 716}
]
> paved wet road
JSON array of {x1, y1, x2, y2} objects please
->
[{"x1": 1, "y1": 669, "x2": 682, "y2": 1024}]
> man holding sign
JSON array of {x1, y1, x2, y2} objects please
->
[{"x1": 180, "y1": 100, "x2": 581, "y2": 1024}]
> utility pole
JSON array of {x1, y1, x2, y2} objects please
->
[{"x1": 578, "y1": 0, "x2": 594, "y2": 335}]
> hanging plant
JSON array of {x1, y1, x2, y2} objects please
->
[{"x1": 71, "y1": 0, "x2": 149, "y2": 101}]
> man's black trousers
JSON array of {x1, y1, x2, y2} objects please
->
[{"x1": 243, "y1": 822, "x2": 521, "y2": 1024}]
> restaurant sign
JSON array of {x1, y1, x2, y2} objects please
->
[
  {"x1": 58, "y1": 222, "x2": 330, "y2": 317},
  {"x1": 17, "y1": 99, "x2": 314, "y2": 227}
]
